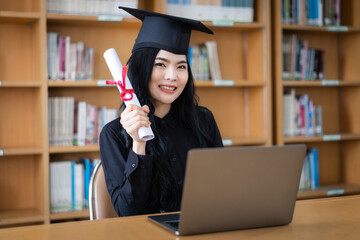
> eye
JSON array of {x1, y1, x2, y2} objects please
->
[
  {"x1": 178, "y1": 65, "x2": 187, "y2": 70},
  {"x1": 154, "y1": 62, "x2": 165, "y2": 67}
]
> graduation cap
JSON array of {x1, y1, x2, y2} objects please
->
[{"x1": 119, "y1": 6, "x2": 214, "y2": 54}]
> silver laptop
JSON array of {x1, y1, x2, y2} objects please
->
[{"x1": 148, "y1": 144, "x2": 306, "y2": 235}]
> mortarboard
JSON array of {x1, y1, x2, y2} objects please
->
[{"x1": 118, "y1": 6, "x2": 214, "y2": 55}]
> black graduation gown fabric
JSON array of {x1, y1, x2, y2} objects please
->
[{"x1": 99, "y1": 106, "x2": 223, "y2": 216}]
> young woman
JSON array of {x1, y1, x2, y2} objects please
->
[{"x1": 100, "y1": 7, "x2": 223, "y2": 217}]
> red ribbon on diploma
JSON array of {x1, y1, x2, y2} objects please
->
[{"x1": 106, "y1": 64, "x2": 135, "y2": 101}]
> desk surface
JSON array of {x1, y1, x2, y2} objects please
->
[{"x1": 1, "y1": 195, "x2": 360, "y2": 240}]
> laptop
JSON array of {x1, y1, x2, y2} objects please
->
[{"x1": 148, "y1": 144, "x2": 306, "y2": 235}]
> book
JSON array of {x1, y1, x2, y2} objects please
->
[
  {"x1": 314, "y1": 105, "x2": 323, "y2": 135},
  {"x1": 50, "y1": 159, "x2": 101, "y2": 212},
  {"x1": 283, "y1": 88, "x2": 297, "y2": 136},
  {"x1": 48, "y1": 97, "x2": 119, "y2": 146},
  {"x1": 167, "y1": 0, "x2": 254, "y2": 22},
  {"x1": 299, "y1": 148, "x2": 320, "y2": 190},
  {"x1": 74, "y1": 163, "x2": 84, "y2": 210},
  {"x1": 46, "y1": 0, "x2": 138, "y2": 16},
  {"x1": 309, "y1": 148, "x2": 320, "y2": 189},
  {"x1": 47, "y1": 32, "x2": 59, "y2": 80},
  {"x1": 283, "y1": 0, "x2": 340, "y2": 26},
  {"x1": 282, "y1": 34, "x2": 325, "y2": 81},
  {"x1": 282, "y1": 90, "x2": 323, "y2": 137},
  {"x1": 50, "y1": 161, "x2": 73, "y2": 212},
  {"x1": 46, "y1": 33, "x2": 94, "y2": 81},
  {"x1": 80, "y1": 159, "x2": 92, "y2": 208},
  {"x1": 188, "y1": 44, "x2": 211, "y2": 81},
  {"x1": 205, "y1": 41, "x2": 222, "y2": 81}
]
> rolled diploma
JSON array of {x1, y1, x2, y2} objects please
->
[{"x1": 104, "y1": 48, "x2": 154, "y2": 141}]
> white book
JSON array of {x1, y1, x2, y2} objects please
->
[
  {"x1": 50, "y1": 162, "x2": 56, "y2": 211},
  {"x1": 69, "y1": 43, "x2": 77, "y2": 80},
  {"x1": 85, "y1": 48, "x2": 94, "y2": 80},
  {"x1": 74, "y1": 163, "x2": 84, "y2": 210},
  {"x1": 68, "y1": 97, "x2": 75, "y2": 146},
  {"x1": 58, "y1": 97, "x2": 64, "y2": 146},
  {"x1": 74, "y1": 101, "x2": 87, "y2": 146},
  {"x1": 283, "y1": 88, "x2": 297, "y2": 137},
  {"x1": 205, "y1": 41, "x2": 222, "y2": 81},
  {"x1": 76, "y1": 42, "x2": 86, "y2": 80},
  {"x1": 47, "y1": 32, "x2": 59, "y2": 80},
  {"x1": 48, "y1": 97, "x2": 53, "y2": 146},
  {"x1": 283, "y1": 93, "x2": 292, "y2": 136},
  {"x1": 63, "y1": 97, "x2": 70, "y2": 146},
  {"x1": 53, "y1": 97, "x2": 59, "y2": 146},
  {"x1": 51, "y1": 161, "x2": 73, "y2": 212}
]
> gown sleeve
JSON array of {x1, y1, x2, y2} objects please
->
[{"x1": 99, "y1": 119, "x2": 154, "y2": 216}]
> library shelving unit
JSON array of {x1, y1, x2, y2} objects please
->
[
  {"x1": 0, "y1": 1, "x2": 48, "y2": 227},
  {"x1": 273, "y1": 0, "x2": 360, "y2": 199},
  {"x1": 155, "y1": 0, "x2": 272, "y2": 147},
  {"x1": 0, "y1": 0, "x2": 271, "y2": 226}
]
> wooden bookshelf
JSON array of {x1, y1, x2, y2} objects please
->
[
  {"x1": 186, "y1": 0, "x2": 272, "y2": 146},
  {"x1": 50, "y1": 209, "x2": 89, "y2": 221},
  {"x1": 273, "y1": 0, "x2": 360, "y2": 199},
  {"x1": 0, "y1": 208, "x2": 44, "y2": 227},
  {"x1": 0, "y1": 0, "x2": 48, "y2": 227},
  {"x1": 1, "y1": 0, "x2": 271, "y2": 226}
]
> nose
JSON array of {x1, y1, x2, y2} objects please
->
[{"x1": 164, "y1": 66, "x2": 177, "y2": 81}]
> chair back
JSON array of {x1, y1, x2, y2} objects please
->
[{"x1": 89, "y1": 161, "x2": 118, "y2": 220}]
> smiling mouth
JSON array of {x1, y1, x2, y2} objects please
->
[{"x1": 159, "y1": 85, "x2": 177, "y2": 91}]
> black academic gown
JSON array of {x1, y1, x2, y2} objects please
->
[{"x1": 99, "y1": 106, "x2": 223, "y2": 216}]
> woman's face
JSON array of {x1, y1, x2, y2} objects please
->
[{"x1": 149, "y1": 49, "x2": 189, "y2": 109}]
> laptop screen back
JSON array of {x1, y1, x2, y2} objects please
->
[{"x1": 178, "y1": 144, "x2": 306, "y2": 235}]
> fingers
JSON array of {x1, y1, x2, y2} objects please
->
[
  {"x1": 120, "y1": 104, "x2": 151, "y2": 140},
  {"x1": 142, "y1": 105, "x2": 150, "y2": 113},
  {"x1": 120, "y1": 105, "x2": 150, "y2": 125},
  {"x1": 121, "y1": 113, "x2": 150, "y2": 129}
]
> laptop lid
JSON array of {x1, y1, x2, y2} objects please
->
[{"x1": 149, "y1": 144, "x2": 306, "y2": 235}]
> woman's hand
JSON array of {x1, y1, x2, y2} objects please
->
[{"x1": 120, "y1": 104, "x2": 151, "y2": 154}]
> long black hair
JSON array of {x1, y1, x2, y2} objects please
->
[{"x1": 121, "y1": 47, "x2": 208, "y2": 213}]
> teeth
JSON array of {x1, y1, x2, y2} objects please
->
[{"x1": 159, "y1": 85, "x2": 176, "y2": 90}]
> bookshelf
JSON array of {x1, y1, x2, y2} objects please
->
[
  {"x1": 0, "y1": 0, "x2": 271, "y2": 226},
  {"x1": 180, "y1": 0, "x2": 272, "y2": 147},
  {"x1": 0, "y1": 0, "x2": 48, "y2": 227},
  {"x1": 273, "y1": 0, "x2": 360, "y2": 199}
]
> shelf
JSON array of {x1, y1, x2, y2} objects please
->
[
  {"x1": 46, "y1": 13, "x2": 141, "y2": 27},
  {"x1": 284, "y1": 133, "x2": 360, "y2": 144},
  {"x1": 223, "y1": 137, "x2": 267, "y2": 147},
  {"x1": 204, "y1": 21, "x2": 265, "y2": 30},
  {"x1": 282, "y1": 24, "x2": 360, "y2": 33},
  {"x1": 0, "y1": 11, "x2": 40, "y2": 23},
  {"x1": 0, "y1": 147, "x2": 42, "y2": 156},
  {"x1": 48, "y1": 80, "x2": 108, "y2": 87},
  {"x1": 298, "y1": 184, "x2": 360, "y2": 200},
  {"x1": 0, "y1": 208, "x2": 44, "y2": 226},
  {"x1": 50, "y1": 209, "x2": 89, "y2": 221},
  {"x1": 195, "y1": 80, "x2": 265, "y2": 88},
  {"x1": 0, "y1": 81, "x2": 41, "y2": 88},
  {"x1": 46, "y1": 13, "x2": 265, "y2": 30},
  {"x1": 282, "y1": 80, "x2": 360, "y2": 87},
  {"x1": 49, "y1": 145, "x2": 100, "y2": 154}
]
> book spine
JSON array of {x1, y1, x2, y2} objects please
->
[{"x1": 71, "y1": 161, "x2": 75, "y2": 210}]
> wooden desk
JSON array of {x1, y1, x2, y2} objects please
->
[{"x1": 1, "y1": 195, "x2": 360, "y2": 240}]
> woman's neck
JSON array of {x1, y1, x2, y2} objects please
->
[{"x1": 153, "y1": 102, "x2": 171, "y2": 118}]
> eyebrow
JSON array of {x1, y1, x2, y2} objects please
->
[{"x1": 155, "y1": 57, "x2": 187, "y2": 65}]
